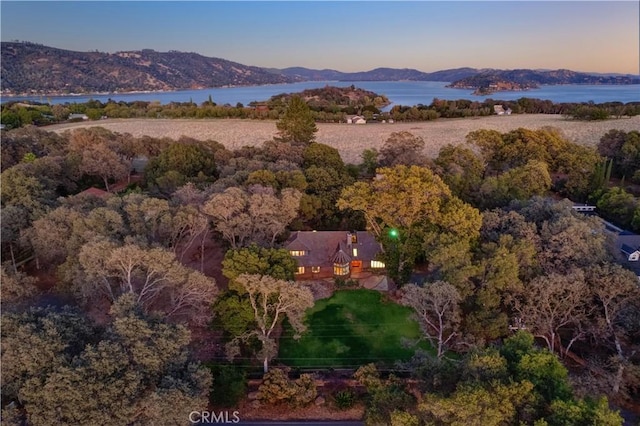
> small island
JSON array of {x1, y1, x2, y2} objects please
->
[
  {"x1": 447, "y1": 69, "x2": 640, "y2": 95},
  {"x1": 252, "y1": 85, "x2": 391, "y2": 112}
]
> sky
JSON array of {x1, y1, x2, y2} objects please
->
[{"x1": 1, "y1": 1, "x2": 639, "y2": 74}]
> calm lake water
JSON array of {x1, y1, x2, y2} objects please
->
[{"x1": 5, "y1": 81, "x2": 640, "y2": 110}]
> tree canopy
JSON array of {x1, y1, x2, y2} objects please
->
[
  {"x1": 275, "y1": 95, "x2": 318, "y2": 145},
  {"x1": 338, "y1": 165, "x2": 481, "y2": 284},
  {"x1": 225, "y1": 274, "x2": 314, "y2": 372},
  {"x1": 2, "y1": 295, "x2": 212, "y2": 426}
]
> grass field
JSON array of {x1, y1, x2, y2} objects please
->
[
  {"x1": 277, "y1": 289, "x2": 429, "y2": 368},
  {"x1": 47, "y1": 115, "x2": 640, "y2": 164}
]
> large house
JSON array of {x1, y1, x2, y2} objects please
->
[
  {"x1": 346, "y1": 115, "x2": 366, "y2": 124},
  {"x1": 618, "y1": 234, "x2": 640, "y2": 262},
  {"x1": 615, "y1": 233, "x2": 640, "y2": 281},
  {"x1": 493, "y1": 105, "x2": 512, "y2": 115},
  {"x1": 68, "y1": 113, "x2": 89, "y2": 120},
  {"x1": 284, "y1": 231, "x2": 384, "y2": 279}
]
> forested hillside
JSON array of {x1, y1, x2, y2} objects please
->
[
  {"x1": 5, "y1": 42, "x2": 638, "y2": 97},
  {"x1": 1, "y1": 42, "x2": 297, "y2": 94},
  {"x1": 448, "y1": 69, "x2": 640, "y2": 94}
]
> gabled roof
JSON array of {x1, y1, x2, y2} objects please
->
[
  {"x1": 285, "y1": 231, "x2": 382, "y2": 267},
  {"x1": 287, "y1": 238, "x2": 311, "y2": 252},
  {"x1": 621, "y1": 244, "x2": 640, "y2": 256},
  {"x1": 617, "y1": 234, "x2": 640, "y2": 254},
  {"x1": 76, "y1": 187, "x2": 110, "y2": 198}
]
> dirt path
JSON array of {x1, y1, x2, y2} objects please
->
[{"x1": 46, "y1": 115, "x2": 640, "y2": 164}]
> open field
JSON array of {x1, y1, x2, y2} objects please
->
[
  {"x1": 278, "y1": 289, "x2": 430, "y2": 368},
  {"x1": 47, "y1": 115, "x2": 640, "y2": 164}
]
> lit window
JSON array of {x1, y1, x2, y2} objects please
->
[
  {"x1": 371, "y1": 260, "x2": 385, "y2": 268},
  {"x1": 352, "y1": 248, "x2": 358, "y2": 257},
  {"x1": 351, "y1": 234, "x2": 358, "y2": 244},
  {"x1": 311, "y1": 266, "x2": 320, "y2": 273},
  {"x1": 295, "y1": 266, "x2": 305, "y2": 275},
  {"x1": 333, "y1": 264, "x2": 349, "y2": 276},
  {"x1": 289, "y1": 250, "x2": 306, "y2": 257}
]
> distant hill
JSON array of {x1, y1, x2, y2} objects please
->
[
  {"x1": 1, "y1": 42, "x2": 298, "y2": 95},
  {"x1": 277, "y1": 67, "x2": 349, "y2": 81},
  {"x1": 278, "y1": 66, "x2": 480, "y2": 82},
  {"x1": 448, "y1": 69, "x2": 640, "y2": 94},
  {"x1": 2, "y1": 42, "x2": 638, "y2": 96}
]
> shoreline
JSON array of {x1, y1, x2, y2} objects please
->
[
  {"x1": 3, "y1": 81, "x2": 640, "y2": 100},
  {"x1": 45, "y1": 114, "x2": 640, "y2": 164}
]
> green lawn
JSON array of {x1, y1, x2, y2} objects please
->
[{"x1": 278, "y1": 289, "x2": 431, "y2": 368}]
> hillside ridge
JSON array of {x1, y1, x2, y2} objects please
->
[{"x1": 2, "y1": 42, "x2": 638, "y2": 96}]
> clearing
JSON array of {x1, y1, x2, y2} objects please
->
[
  {"x1": 45, "y1": 115, "x2": 640, "y2": 164},
  {"x1": 277, "y1": 289, "x2": 430, "y2": 368}
]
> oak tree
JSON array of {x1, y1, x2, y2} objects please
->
[
  {"x1": 586, "y1": 263, "x2": 640, "y2": 397},
  {"x1": 378, "y1": 131, "x2": 428, "y2": 167},
  {"x1": 225, "y1": 274, "x2": 314, "y2": 372},
  {"x1": 338, "y1": 165, "x2": 480, "y2": 284},
  {"x1": 222, "y1": 244, "x2": 297, "y2": 291},
  {"x1": 77, "y1": 241, "x2": 218, "y2": 324},
  {"x1": 510, "y1": 270, "x2": 590, "y2": 355},
  {"x1": 203, "y1": 186, "x2": 301, "y2": 248},
  {"x1": 10, "y1": 295, "x2": 212, "y2": 426},
  {"x1": 401, "y1": 281, "x2": 462, "y2": 358}
]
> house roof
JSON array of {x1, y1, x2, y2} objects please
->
[
  {"x1": 614, "y1": 234, "x2": 640, "y2": 277},
  {"x1": 332, "y1": 245, "x2": 352, "y2": 264},
  {"x1": 285, "y1": 231, "x2": 382, "y2": 268},
  {"x1": 76, "y1": 187, "x2": 110, "y2": 198},
  {"x1": 621, "y1": 244, "x2": 640, "y2": 256},
  {"x1": 616, "y1": 234, "x2": 640, "y2": 252}
]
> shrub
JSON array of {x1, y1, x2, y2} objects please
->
[
  {"x1": 208, "y1": 364, "x2": 247, "y2": 407},
  {"x1": 333, "y1": 389, "x2": 356, "y2": 410},
  {"x1": 390, "y1": 410, "x2": 419, "y2": 426},
  {"x1": 292, "y1": 374, "x2": 317, "y2": 407},
  {"x1": 257, "y1": 368, "x2": 296, "y2": 405},
  {"x1": 334, "y1": 277, "x2": 358, "y2": 289},
  {"x1": 257, "y1": 369, "x2": 318, "y2": 407}
]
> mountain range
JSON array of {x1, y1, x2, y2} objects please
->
[{"x1": 2, "y1": 42, "x2": 639, "y2": 95}]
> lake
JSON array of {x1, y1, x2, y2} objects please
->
[{"x1": 4, "y1": 81, "x2": 640, "y2": 110}]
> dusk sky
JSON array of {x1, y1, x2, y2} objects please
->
[{"x1": 1, "y1": 1, "x2": 639, "y2": 74}]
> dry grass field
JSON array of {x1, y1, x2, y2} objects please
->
[{"x1": 47, "y1": 115, "x2": 640, "y2": 164}]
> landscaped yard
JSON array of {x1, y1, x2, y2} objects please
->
[{"x1": 277, "y1": 289, "x2": 430, "y2": 368}]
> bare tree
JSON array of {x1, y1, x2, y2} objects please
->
[
  {"x1": 203, "y1": 186, "x2": 301, "y2": 248},
  {"x1": 378, "y1": 131, "x2": 428, "y2": 167},
  {"x1": 202, "y1": 187, "x2": 252, "y2": 248},
  {"x1": 586, "y1": 263, "x2": 640, "y2": 396},
  {"x1": 249, "y1": 187, "x2": 302, "y2": 247},
  {"x1": 120, "y1": 194, "x2": 173, "y2": 244},
  {"x1": 28, "y1": 207, "x2": 84, "y2": 265},
  {"x1": 400, "y1": 281, "x2": 461, "y2": 358},
  {"x1": 67, "y1": 128, "x2": 131, "y2": 191},
  {"x1": 170, "y1": 205, "x2": 210, "y2": 269},
  {"x1": 0, "y1": 265, "x2": 37, "y2": 303},
  {"x1": 225, "y1": 274, "x2": 314, "y2": 372},
  {"x1": 510, "y1": 269, "x2": 590, "y2": 356},
  {"x1": 78, "y1": 241, "x2": 218, "y2": 324}
]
